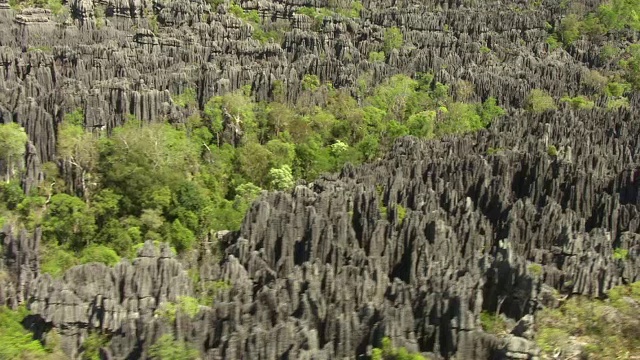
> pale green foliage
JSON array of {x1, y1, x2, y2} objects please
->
[
  {"x1": 155, "y1": 296, "x2": 201, "y2": 324},
  {"x1": 547, "y1": 145, "x2": 558, "y2": 156},
  {"x1": 40, "y1": 244, "x2": 79, "y2": 278},
  {"x1": 109, "y1": 120, "x2": 200, "y2": 174},
  {"x1": 172, "y1": 88, "x2": 198, "y2": 108},
  {"x1": 535, "y1": 282, "x2": 640, "y2": 358},
  {"x1": 0, "y1": 306, "x2": 48, "y2": 359},
  {"x1": 330, "y1": 140, "x2": 349, "y2": 156},
  {"x1": 81, "y1": 332, "x2": 109, "y2": 360},
  {"x1": 302, "y1": 74, "x2": 321, "y2": 91},
  {"x1": 371, "y1": 337, "x2": 427, "y2": 360},
  {"x1": 169, "y1": 219, "x2": 196, "y2": 252},
  {"x1": 205, "y1": 90, "x2": 257, "y2": 138},
  {"x1": 79, "y1": 244, "x2": 121, "y2": 266},
  {"x1": 560, "y1": 95, "x2": 595, "y2": 110},
  {"x1": 366, "y1": 75, "x2": 418, "y2": 122},
  {"x1": 269, "y1": 165, "x2": 294, "y2": 190},
  {"x1": 0, "y1": 123, "x2": 28, "y2": 180},
  {"x1": 42, "y1": 193, "x2": 96, "y2": 249},
  {"x1": 525, "y1": 89, "x2": 557, "y2": 112},
  {"x1": 64, "y1": 108, "x2": 84, "y2": 126},
  {"x1": 234, "y1": 182, "x2": 262, "y2": 204},
  {"x1": 613, "y1": 248, "x2": 629, "y2": 260},
  {"x1": 528, "y1": 263, "x2": 543, "y2": 277},
  {"x1": 536, "y1": 327, "x2": 570, "y2": 353},
  {"x1": 369, "y1": 51, "x2": 385, "y2": 62},
  {"x1": 57, "y1": 110, "x2": 99, "y2": 190},
  {"x1": 480, "y1": 311, "x2": 507, "y2": 334},
  {"x1": 383, "y1": 27, "x2": 403, "y2": 53},
  {"x1": 396, "y1": 204, "x2": 406, "y2": 223},
  {"x1": 406, "y1": 111, "x2": 435, "y2": 138},
  {"x1": 598, "y1": 0, "x2": 640, "y2": 31},
  {"x1": 148, "y1": 334, "x2": 199, "y2": 360},
  {"x1": 605, "y1": 82, "x2": 629, "y2": 97},
  {"x1": 607, "y1": 97, "x2": 630, "y2": 109}
]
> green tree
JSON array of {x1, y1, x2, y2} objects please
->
[
  {"x1": 268, "y1": 165, "x2": 294, "y2": 190},
  {"x1": 366, "y1": 75, "x2": 418, "y2": 123},
  {"x1": 172, "y1": 88, "x2": 198, "y2": 108},
  {"x1": 0, "y1": 123, "x2": 28, "y2": 181},
  {"x1": 356, "y1": 135, "x2": 380, "y2": 162},
  {"x1": 42, "y1": 193, "x2": 96, "y2": 250},
  {"x1": 238, "y1": 142, "x2": 273, "y2": 186},
  {"x1": 266, "y1": 139, "x2": 296, "y2": 168},
  {"x1": 383, "y1": 27, "x2": 403, "y2": 53},
  {"x1": 168, "y1": 219, "x2": 196, "y2": 252},
  {"x1": 477, "y1": 97, "x2": 505, "y2": 126},
  {"x1": 57, "y1": 113, "x2": 99, "y2": 201},
  {"x1": 79, "y1": 244, "x2": 121, "y2": 266},
  {"x1": 302, "y1": 74, "x2": 321, "y2": 91},
  {"x1": 40, "y1": 244, "x2": 79, "y2": 277},
  {"x1": 406, "y1": 111, "x2": 435, "y2": 138},
  {"x1": 525, "y1": 89, "x2": 557, "y2": 112}
]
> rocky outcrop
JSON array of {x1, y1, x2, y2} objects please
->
[
  {"x1": 29, "y1": 242, "x2": 192, "y2": 358},
  {"x1": 0, "y1": 0, "x2": 608, "y2": 185},
  {"x1": 0, "y1": 224, "x2": 40, "y2": 307},
  {"x1": 0, "y1": 0, "x2": 638, "y2": 358},
  {"x1": 21, "y1": 103, "x2": 640, "y2": 359}
]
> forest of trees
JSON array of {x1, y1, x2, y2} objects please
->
[{"x1": 0, "y1": 73, "x2": 506, "y2": 278}]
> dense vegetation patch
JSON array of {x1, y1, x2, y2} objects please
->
[
  {"x1": 0, "y1": 73, "x2": 504, "y2": 278},
  {"x1": 372, "y1": 337, "x2": 428, "y2": 360}
]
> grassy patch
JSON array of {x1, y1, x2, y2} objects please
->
[{"x1": 535, "y1": 282, "x2": 640, "y2": 359}]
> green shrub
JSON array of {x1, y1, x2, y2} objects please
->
[
  {"x1": 547, "y1": 145, "x2": 558, "y2": 156},
  {"x1": 81, "y1": 332, "x2": 109, "y2": 360},
  {"x1": 528, "y1": 263, "x2": 543, "y2": 278},
  {"x1": 155, "y1": 296, "x2": 201, "y2": 324},
  {"x1": 526, "y1": 89, "x2": 556, "y2": 112},
  {"x1": 369, "y1": 51, "x2": 385, "y2": 62},
  {"x1": 536, "y1": 282, "x2": 640, "y2": 358},
  {"x1": 149, "y1": 334, "x2": 199, "y2": 360},
  {"x1": 613, "y1": 248, "x2": 629, "y2": 260},
  {"x1": 396, "y1": 204, "x2": 406, "y2": 223},
  {"x1": 172, "y1": 88, "x2": 198, "y2": 108},
  {"x1": 546, "y1": 35, "x2": 561, "y2": 50},
  {"x1": 371, "y1": 337, "x2": 427, "y2": 360},
  {"x1": 560, "y1": 95, "x2": 595, "y2": 110},
  {"x1": 480, "y1": 311, "x2": 507, "y2": 334},
  {"x1": 536, "y1": 327, "x2": 570, "y2": 353},
  {"x1": 79, "y1": 244, "x2": 121, "y2": 266},
  {"x1": 47, "y1": 0, "x2": 63, "y2": 15},
  {"x1": 479, "y1": 46, "x2": 491, "y2": 53},
  {"x1": 383, "y1": 27, "x2": 403, "y2": 53},
  {"x1": 607, "y1": 97, "x2": 630, "y2": 110},
  {"x1": 0, "y1": 306, "x2": 47, "y2": 359},
  {"x1": 604, "y1": 82, "x2": 629, "y2": 97},
  {"x1": 40, "y1": 245, "x2": 79, "y2": 278},
  {"x1": 302, "y1": 74, "x2": 320, "y2": 91}
]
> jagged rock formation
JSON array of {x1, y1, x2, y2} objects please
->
[
  {"x1": 0, "y1": 0, "x2": 639, "y2": 358},
  {"x1": 21, "y1": 103, "x2": 640, "y2": 359},
  {"x1": 0, "y1": 0, "x2": 604, "y2": 168}
]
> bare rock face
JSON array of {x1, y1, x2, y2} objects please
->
[
  {"x1": 0, "y1": 224, "x2": 39, "y2": 307},
  {"x1": 29, "y1": 241, "x2": 192, "y2": 358}
]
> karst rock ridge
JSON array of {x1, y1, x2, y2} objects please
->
[{"x1": 0, "y1": 0, "x2": 639, "y2": 358}]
